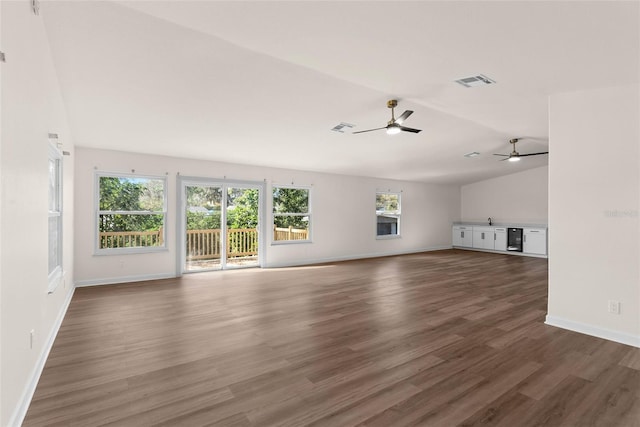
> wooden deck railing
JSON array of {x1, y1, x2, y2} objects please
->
[
  {"x1": 273, "y1": 226, "x2": 309, "y2": 241},
  {"x1": 186, "y1": 229, "x2": 222, "y2": 260},
  {"x1": 100, "y1": 226, "x2": 308, "y2": 256},
  {"x1": 99, "y1": 228, "x2": 163, "y2": 249},
  {"x1": 227, "y1": 228, "x2": 258, "y2": 257},
  {"x1": 186, "y1": 228, "x2": 258, "y2": 260}
]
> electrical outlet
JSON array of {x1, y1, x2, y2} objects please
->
[
  {"x1": 608, "y1": 300, "x2": 621, "y2": 315},
  {"x1": 30, "y1": 329, "x2": 35, "y2": 349}
]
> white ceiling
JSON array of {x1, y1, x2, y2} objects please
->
[{"x1": 41, "y1": 1, "x2": 639, "y2": 184}]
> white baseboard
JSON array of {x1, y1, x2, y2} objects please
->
[
  {"x1": 545, "y1": 315, "x2": 640, "y2": 348},
  {"x1": 9, "y1": 285, "x2": 76, "y2": 427},
  {"x1": 75, "y1": 272, "x2": 177, "y2": 287},
  {"x1": 264, "y1": 245, "x2": 452, "y2": 268}
]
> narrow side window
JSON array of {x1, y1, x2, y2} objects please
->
[{"x1": 48, "y1": 142, "x2": 63, "y2": 292}]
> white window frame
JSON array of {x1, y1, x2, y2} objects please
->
[
  {"x1": 48, "y1": 142, "x2": 63, "y2": 293},
  {"x1": 376, "y1": 191, "x2": 401, "y2": 239},
  {"x1": 272, "y1": 185, "x2": 312, "y2": 244},
  {"x1": 95, "y1": 172, "x2": 168, "y2": 255}
]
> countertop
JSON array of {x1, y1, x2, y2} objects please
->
[{"x1": 452, "y1": 222, "x2": 548, "y2": 229}]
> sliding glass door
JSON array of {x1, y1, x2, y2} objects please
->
[
  {"x1": 225, "y1": 186, "x2": 260, "y2": 268},
  {"x1": 184, "y1": 183, "x2": 223, "y2": 271},
  {"x1": 179, "y1": 178, "x2": 263, "y2": 273}
]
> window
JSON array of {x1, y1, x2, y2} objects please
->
[
  {"x1": 376, "y1": 192, "x2": 401, "y2": 238},
  {"x1": 48, "y1": 143, "x2": 63, "y2": 292},
  {"x1": 272, "y1": 186, "x2": 311, "y2": 243},
  {"x1": 96, "y1": 173, "x2": 167, "y2": 253}
]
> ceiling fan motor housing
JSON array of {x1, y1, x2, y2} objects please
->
[
  {"x1": 351, "y1": 99, "x2": 421, "y2": 134},
  {"x1": 493, "y1": 137, "x2": 548, "y2": 160}
]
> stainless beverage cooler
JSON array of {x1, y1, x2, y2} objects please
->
[{"x1": 507, "y1": 228, "x2": 523, "y2": 252}]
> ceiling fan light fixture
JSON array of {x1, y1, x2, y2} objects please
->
[
  {"x1": 386, "y1": 124, "x2": 401, "y2": 135},
  {"x1": 352, "y1": 100, "x2": 422, "y2": 135},
  {"x1": 494, "y1": 138, "x2": 548, "y2": 161}
]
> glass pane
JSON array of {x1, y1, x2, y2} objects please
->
[
  {"x1": 186, "y1": 186, "x2": 222, "y2": 229},
  {"x1": 376, "y1": 193, "x2": 400, "y2": 214},
  {"x1": 98, "y1": 214, "x2": 164, "y2": 249},
  {"x1": 273, "y1": 216, "x2": 310, "y2": 241},
  {"x1": 185, "y1": 185, "x2": 222, "y2": 271},
  {"x1": 48, "y1": 216, "x2": 60, "y2": 274},
  {"x1": 99, "y1": 176, "x2": 164, "y2": 212},
  {"x1": 377, "y1": 215, "x2": 398, "y2": 236},
  {"x1": 49, "y1": 159, "x2": 59, "y2": 211},
  {"x1": 273, "y1": 187, "x2": 309, "y2": 214},
  {"x1": 227, "y1": 187, "x2": 259, "y2": 267}
]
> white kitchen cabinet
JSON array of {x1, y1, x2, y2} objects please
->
[
  {"x1": 472, "y1": 227, "x2": 495, "y2": 250},
  {"x1": 452, "y1": 224, "x2": 546, "y2": 257},
  {"x1": 494, "y1": 227, "x2": 507, "y2": 251},
  {"x1": 452, "y1": 225, "x2": 473, "y2": 248},
  {"x1": 523, "y1": 228, "x2": 547, "y2": 255}
]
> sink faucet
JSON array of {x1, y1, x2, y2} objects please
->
[{"x1": 488, "y1": 217, "x2": 492, "y2": 226}]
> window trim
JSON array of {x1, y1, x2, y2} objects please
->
[
  {"x1": 95, "y1": 172, "x2": 168, "y2": 255},
  {"x1": 271, "y1": 184, "x2": 312, "y2": 245},
  {"x1": 48, "y1": 142, "x2": 63, "y2": 293},
  {"x1": 376, "y1": 191, "x2": 401, "y2": 239}
]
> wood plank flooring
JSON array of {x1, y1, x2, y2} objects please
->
[{"x1": 23, "y1": 249, "x2": 640, "y2": 426}]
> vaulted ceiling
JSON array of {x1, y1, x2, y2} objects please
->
[{"x1": 41, "y1": 1, "x2": 639, "y2": 184}]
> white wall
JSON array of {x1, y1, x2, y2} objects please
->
[
  {"x1": 0, "y1": 1, "x2": 75, "y2": 425},
  {"x1": 547, "y1": 84, "x2": 639, "y2": 347},
  {"x1": 461, "y1": 166, "x2": 548, "y2": 225},
  {"x1": 0, "y1": 2, "x2": 4, "y2": 423},
  {"x1": 74, "y1": 147, "x2": 460, "y2": 284}
]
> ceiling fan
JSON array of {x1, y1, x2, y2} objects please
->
[
  {"x1": 353, "y1": 99, "x2": 422, "y2": 135},
  {"x1": 494, "y1": 138, "x2": 548, "y2": 162}
]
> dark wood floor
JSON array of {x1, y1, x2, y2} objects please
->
[{"x1": 24, "y1": 249, "x2": 639, "y2": 426}]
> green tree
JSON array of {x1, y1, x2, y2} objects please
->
[
  {"x1": 99, "y1": 177, "x2": 164, "y2": 234},
  {"x1": 273, "y1": 187, "x2": 308, "y2": 229},
  {"x1": 227, "y1": 189, "x2": 259, "y2": 229},
  {"x1": 376, "y1": 193, "x2": 399, "y2": 212},
  {"x1": 186, "y1": 186, "x2": 221, "y2": 230},
  {"x1": 186, "y1": 211, "x2": 221, "y2": 230}
]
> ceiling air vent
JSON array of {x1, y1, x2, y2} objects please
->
[
  {"x1": 464, "y1": 151, "x2": 480, "y2": 158},
  {"x1": 331, "y1": 122, "x2": 355, "y2": 133},
  {"x1": 455, "y1": 74, "x2": 495, "y2": 88}
]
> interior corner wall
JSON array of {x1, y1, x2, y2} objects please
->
[
  {"x1": 1, "y1": 2, "x2": 75, "y2": 425},
  {"x1": 548, "y1": 84, "x2": 639, "y2": 347},
  {"x1": 461, "y1": 166, "x2": 548, "y2": 225},
  {"x1": 0, "y1": 1, "x2": 3, "y2": 423},
  {"x1": 74, "y1": 147, "x2": 460, "y2": 284}
]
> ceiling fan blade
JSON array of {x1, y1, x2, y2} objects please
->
[
  {"x1": 395, "y1": 110, "x2": 414, "y2": 124},
  {"x1": 399, "y1": 126, "x2": 421, "y2": 133},
  {"x1": 500, "y1": 157, "x2": 511, "y2": 161},
  {"x1": 518, "y1": 152, "x2": 549, "y2": 157},
  {"x1": 352, "y1": 127, "x2": 386, "y2": 134},
  {"x1": 493, "y1": 154, "x2": 509, "y2": 157}
]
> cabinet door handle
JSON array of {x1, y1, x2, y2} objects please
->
[
  {"x1": 461, "y1": 231, "x2": 464, "y2": 238},
  {"x1": 481, "y1": 232, "x2": 484, "y2": 239},
  {"x1": 494, "y1": 234, "x2": 496, "y2": 240},
  {"x1": 524, "y1": 235, "x2": 527, "y2": 242}
]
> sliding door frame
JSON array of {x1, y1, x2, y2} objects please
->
[{"x1": 176, "y1": 175, "x2": 266, "y2": 276}]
